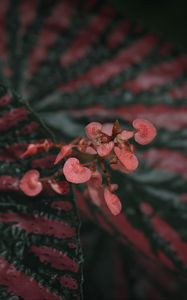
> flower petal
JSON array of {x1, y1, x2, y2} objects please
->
[
  {"x1": 85, "y1": 122, "x2": 102, "y2": 140},
  {"x1": 117, "y1": 130, "x2": 134, "y2": 141},
  {"x1": 101, "y1": 123, "x2": 113, "y2": 136},
  {"x1": 19, "y1": 170, "x2": 43, "y2": 196},
  {"x1": 63, "y1": 157, "x2": 92, "y2": 184},
  {"x1": 97, "y1": 141, "x2": 114, "y2": 157},
  {"x1": 114, "y1": 146, "x2": 139, "y2": 171},
  {"x1": 133, "y1": 118, "x2": 157, "y2": 145},
  {"x1": 104, "y1": 187, "x2": 122, "y2": 216}
]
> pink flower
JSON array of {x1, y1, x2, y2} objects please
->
[
  {"x1": 19, "y1": 170, "x2": 43, "y2": 196},
  {"x1": 133, "y1": 118, "x2": 157, "y2": 145},
  {"x1": 48, "y1": 180, "x2": 69, "y2": 195},
  {"x1": 54, "y1": 144, "x2": 72, "y2": 165},
  {"x1": 63, "y1": 157, "x2": 92, "y2": 184},
  {"x1": 85, "y1": 122, "x2": 102, "y2": 140},
  {"x1": 97, "y1": 141, "x2": 114, "y2": 157},
  {"x1": 104, "y1": 187, "x2": 122, "y2": 216},
  {"x1": 114, "y1": 146, "x2": 139, "y2": 171}
]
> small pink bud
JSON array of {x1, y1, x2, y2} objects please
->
[
  {"x1": 114, "y1": 146, "x2": 139, "y2": 171},
  {"x1": 117, "y1": 130, "x2": 134, "y2": 141},
  {"x1": 63, "y1": 157, "x2": 92, "y2": 184},
  {"x1": 39, "y1": 139, "x2": 52, "y2": 151},
  {"x1": 21, "y1": 144, "x2": 38, "y2": 158},
  {"x1": 48, "y1": 180, "x2": 69, "y2": 195},
  {"x1": 19, "y1": 170, "x2": 43, "y2": 196},
  {"x1": 21, "y1": 140, "x2": 52, "y2": 158},
  {"x1": 85, "y1": 122, "x2": 102, "y2": 140},
  {"x1": 133, "y1": 118, "x2": 157, "y2": 145},
  {"x1": 54, "y1": 144, "x2": 72, "y2": 165},
  {"x1": 104, "y1": 187, "x2": 122, "y2": 216},
  {"x1": 97, "y1": 141, "x2": 114, "y2": 157}
]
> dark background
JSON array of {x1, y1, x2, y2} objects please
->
[{"x1": 109, "y1": 0, "x2": 187, "y2": 49}]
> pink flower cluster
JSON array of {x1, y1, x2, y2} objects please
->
[{"x1": 19, "y1": 119, "x2": 156, "y2": 216}]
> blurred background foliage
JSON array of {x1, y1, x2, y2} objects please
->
[{"x1": 109, "y1": 0, "x2": 187, "y2": 49}]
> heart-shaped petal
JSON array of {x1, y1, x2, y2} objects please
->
[
  {"x1": 63, "y1": 157, "x2": 92, "y2": 184},
  {"x1": 85, "y1": 122, "x2": 102, "y2": 140},
  {"x1": 133, "y1": 118, "x2": 157, "y2": 145},
  {"x1": 19, "y1": 170, "x2": 43, "y2": 196},
  {"x1": 54, "y1": 144, "x2": 72, "y2": 165},
  {"x1": 114, "y1": 146, "x2": 139, "y2": 171},
  {"x1": 104, "y1": 187, "x2": 122, "y2": 216},
  {"x1": 97, "y1": 141, "x2": 114, "y2": 157}
]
